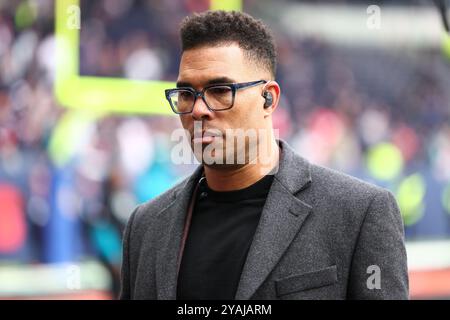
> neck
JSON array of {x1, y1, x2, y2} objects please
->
[{"x1": 203, "y1": 138, "x2": 280, "y2": 192}]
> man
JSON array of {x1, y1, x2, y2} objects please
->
[{"x1": 119, "y1": 10, "x2": 408, "y2": 300}]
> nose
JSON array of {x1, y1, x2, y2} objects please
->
[{"x1": 191, "y1": 95, "x2": 213, "y2": 120}]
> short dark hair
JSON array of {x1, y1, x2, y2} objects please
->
[{"x1": 180, "y1": 10, "x2": 277, "y2": 77}]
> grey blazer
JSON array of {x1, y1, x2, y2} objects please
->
[{"x1": 119, "y1": 139, "x2": 409, "y2": 300}]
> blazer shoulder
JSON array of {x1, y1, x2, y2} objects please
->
[
  {"x1": 309, "y1": 162, "x2": 389, "y2": 205},
  {"x1": 132, "y1": 174, "x2": 191, "y2": 224},
  {"x1": 306, "y1": 162, "x2": 400, "y2": 240}
]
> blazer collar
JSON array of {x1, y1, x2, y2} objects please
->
[{"x1": 272, "y1": 138, "x2": 312, "y2": 194}]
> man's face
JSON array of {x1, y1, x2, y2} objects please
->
[{"x1": 177, "y1": 43, "x2": 270, "y2": 167}]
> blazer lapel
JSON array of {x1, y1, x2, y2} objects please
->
[
  {"x1": 155, "y1": 165, "x2": 204, "y2": 300},
  {"x1": 234, "y1": 140, "x2": 313, "y2": 300}
]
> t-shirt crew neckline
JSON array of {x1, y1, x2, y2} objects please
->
[{"x1": 200, "y1": 174, "x2": 275, "y2": 203}]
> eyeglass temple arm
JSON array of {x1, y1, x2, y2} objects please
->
[{"x1": 234, "y1": 80, "x2": 268, "y2": 90}]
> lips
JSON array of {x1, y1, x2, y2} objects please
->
[
  {"x1": 192, "y1": 129, "x2": 223, "y2": 139},
  {"x1": 191, "y1": 129, "x2": 223, "y2": 144}
]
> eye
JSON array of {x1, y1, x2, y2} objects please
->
[
  {"x1": 178, "y1": 91, "x2": 193, "y2": 99},
  {"x1": 208, "y1": 87, "x2": 231, "y2": 95}
]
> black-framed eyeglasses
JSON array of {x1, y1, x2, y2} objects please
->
[{"x1": 165, "y1": 80, "x2": 267, "y2": 114}]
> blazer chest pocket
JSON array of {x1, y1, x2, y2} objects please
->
[{"x1": 275, "y1": 265, "x2": 338, "y2": 297}]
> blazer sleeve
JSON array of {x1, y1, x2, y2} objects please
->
[
  {"x1": 118, "y1": 206, "x2": 140, "y2": 300},
  {"x1": 347, "y1": 189, "x2": 409, "y2": 299}
]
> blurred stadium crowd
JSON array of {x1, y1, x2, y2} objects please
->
[{"x1": 0, "y1": 0, "x2": 450, "y2": 298}]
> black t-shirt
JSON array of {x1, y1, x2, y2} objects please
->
[{"x1": 176, "y1": 173, "x2": 275, "y2": 300}]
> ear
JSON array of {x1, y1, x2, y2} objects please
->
[{"x1": 262, "y1": 80, "x2": 281, "y2": 117}]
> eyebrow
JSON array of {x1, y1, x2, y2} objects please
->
[{"x1": 176, "y1": 77, "x2": 236, "y2": 88}]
